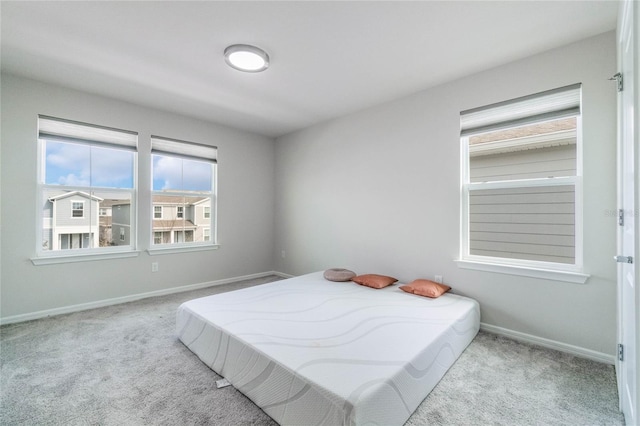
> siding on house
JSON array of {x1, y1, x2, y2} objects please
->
[
  {"x1": 111, "y1": 204, "x2": 131, "y2": 246},
  {"x1": 470, "y1": 144, "x2": 577, "y2": 183},
  {"x1": 469, "y1": 185, "x2": 575, "y2": 263}
]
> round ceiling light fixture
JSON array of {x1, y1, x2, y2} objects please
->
[{"x1": 224, "y1": 44, "x2": 270, "y2": 73}]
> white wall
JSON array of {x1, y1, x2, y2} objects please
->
[
  {"x1": 274, "y1": 32, "x2": 618, "y2": 357},
  {"x1": 0, "y1": 73, "x2": 276, "y2": 320}
]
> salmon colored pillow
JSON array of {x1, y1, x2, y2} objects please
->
[
  {"x1": 351, "y1": 274, "x2": 398, "y2": 289},
  {"x1": 400, "y1": 279, "x2": 451, "y2": 298}
]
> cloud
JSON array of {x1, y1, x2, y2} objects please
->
[
  {"x1": 45, "y1": 141, "x2": 133, "y2": 188},
  {"x1": 153, "y1": 155, "x2": 211, "y2": 191},
  {"x1": 58, "y1": 173, "x2": 90, "y2": 186}
]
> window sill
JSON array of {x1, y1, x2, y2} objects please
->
[
  {"x1": 147, "y1": 244, "x2": 220, "y2": 256},
  {"x1": 455, "y1": 259, "x2": 590, "y2": 284},
  {"x1": 31, "y1": 250, "x2": 141, "y2": 266}
]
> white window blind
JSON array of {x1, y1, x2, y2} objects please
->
[
  {"x1": 460, "y1": 84, "x2": 581, "y2": 137},
  {"x1": 151, "y1": 136, "x2": 217, "y2": 162},
  {"x1": 38, "y1": 115, "x2": 137, "y2": 150}
]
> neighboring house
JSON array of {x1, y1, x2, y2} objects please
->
[
  {"x1": 98, "y1": 199, "x2": 118, "y2": 246},
  {"x1": 43, "y1": 191, "x2": 102, "y2": 250},
  {"x1": 151, "y1": 195, "x2": 211, "y2": 245},
  {"x1": 111, "y1": 202, "x2": 132, "y2": 246},
  {"x1": 43, "y1": 191, "x2": 211, "y2": 250}
]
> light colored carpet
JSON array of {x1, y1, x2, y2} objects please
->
[{"x1": 1, "y1": 275, "x2": 625, "y2": 425}]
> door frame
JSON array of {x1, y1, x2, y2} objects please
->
[{"x1": 617, "y1": 0, "x2": 639, "y2": 423}]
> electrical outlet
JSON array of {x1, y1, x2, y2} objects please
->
[
  {"x1": 151, "y1": 262, "x2": 159, "y2": 272},
  {"x1": 281, "y1": 250, "x2": 286, "y2": 259},
  {"x1": 434, "y1": 275, "x2": 443, "y2": 284}
]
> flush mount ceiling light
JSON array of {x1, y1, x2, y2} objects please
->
[{"x1": 224, "y1": 44, "x2": 270, "y2": 73}]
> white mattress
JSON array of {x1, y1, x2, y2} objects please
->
[{"x1": 176, "y1": 272, "x2": 480, "y2": 426}]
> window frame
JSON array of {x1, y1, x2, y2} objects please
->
[
  {"x1": 148, "y1": 135, "x2": 218, "y2": 255},
  {"x1": 458, "y1": 87, "x2": 589, "y2": 284},
  {"x1": 71, "y1": 201, "x2": 85, "y2": 218},
  {"x1": 154, "y1": 205, "x2": 163, "y2": 219},
  {"x1": 33, "y1": 116, "x2": 139, "y2": 265}
]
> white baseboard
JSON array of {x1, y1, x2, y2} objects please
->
[
  {"x1": 480, "y1": 322, "x2": 616, "y2": 365},
  {"x1": 0, "y1": 271, "x2": 290, "y2": 326}
]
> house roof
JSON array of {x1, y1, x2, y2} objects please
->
[
  {"x1": 48, "y1": 191, "x2": 104, "y2": 202},
  {"x1": 152, "y1": 196, "x2": 209, "y2": 205},
  {"x1": 100, "y1": 199, "x2": 130, "y2": 208},
  {"x1": 469, "y1": 117, "x2": 577, "y2": 157}
]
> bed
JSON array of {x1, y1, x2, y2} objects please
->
[{"x1": 176, "y1": 272, "x2": 480, "y2": 425}]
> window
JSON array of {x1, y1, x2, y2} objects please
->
[
  {"x1": 71, "y1": 201, "x2": 84, "y2": 218},
  {"x1": 37, "y1": 115, "x2": 137, "y2": 255},
  {"x1": 460, "y1": 84, "x2": 583, "y2": 275},
  {"x1": 151, "y1": 136, "x2": 216, "y2": 248},
  {"x1": 153, "y1": 232, "x2": 164, "y2": 245}
]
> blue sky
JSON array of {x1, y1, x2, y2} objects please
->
[
  {"x1": 152, "y1": 154, "x2": 212, "y2": 192},
  {"x1": 44, "y1": 141, "x2": 212, "y2": 192},
  {"x1": 44, "y1": 140, "x2": 134, "y2": 188}
]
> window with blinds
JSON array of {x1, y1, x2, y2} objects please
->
[
  {"x1": 37, "y1": 115, "x2": 138, "y2": 254},
  {"x1": 150, "y1": 136, "x2": 217, "y2": 248},
  {"x1": 460, "y1": 84, "x2": 582, "y2": 269}
]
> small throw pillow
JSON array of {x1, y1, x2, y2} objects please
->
[
  {"x1": 351, "y1": 274, "x2": 398, "y2": 289},
  {"x1": 400, "y1": 279, "x2": 451, "y2": 298},
  {"x1": 324, "y1": 268, "x2": 357, "y2": 282}
]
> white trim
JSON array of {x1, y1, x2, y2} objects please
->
[
  {"x1": 480, "y1": 323, "x2": 615, "y2": 365},
  {"x1": 0, "y1": 270, "x2": 290, "y2": 325},
  {"x1": 455, "y1": 259, "x2": 589, "y2": 284},
  {"x1": 71, "y1": 200, "x2": 85, "y2": 218},
  {"x1": 147, "y1": 244, "x2": 220, "y2": 256},
  {"x1": 276, "y1": 272, "x2": 295, "y2": 279},
  {"x1": 467, "y1": 175, "x2": 576, "y2": 190},
  {"x1": 31, "y1": 250, "x2": 141, "y2": 265}
]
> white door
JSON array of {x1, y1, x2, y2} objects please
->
[{"x1": 617, "y1": 1, "x2": 638, "y2": 424}]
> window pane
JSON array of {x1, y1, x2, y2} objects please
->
[
  {"x1": 72, "y1": 202, "x2": 84, "y2": 217},
  {"x1": 152, "y1": 154, "x2": 212, "y2": 191},
  {"x1": 41, "y1": 189, "x2": 132, "y2": 251},
  {"x1": 152, "y1": 195, "x2": 211, "y2": 245},
  {"x1": 469, "y1": 185, "x2": 575, "y2": 264},
  {"x1": 44, "y1": 140, "x2": 134, "y2": 189},
  {"x1": 469, "y1": 118, "x2": 576, "y2": 183}
]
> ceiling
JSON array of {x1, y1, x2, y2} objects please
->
[{"x1": 1, "y1": 1, "x2": 619, "y2": 138}]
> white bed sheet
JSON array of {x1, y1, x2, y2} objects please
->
[{"x1": 176, "y1": 272, "x2": 480, "y2": 425}]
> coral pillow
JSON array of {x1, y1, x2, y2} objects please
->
[
  {"x1": 323, "y1": 268, "x2": 356, "y2": 282},
  {"x1": 351, "y1": 274, "x2": 398, "y2": 289},
  {"x1": 400, "y1": 279, "x2": 451, "y2": 298}
]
